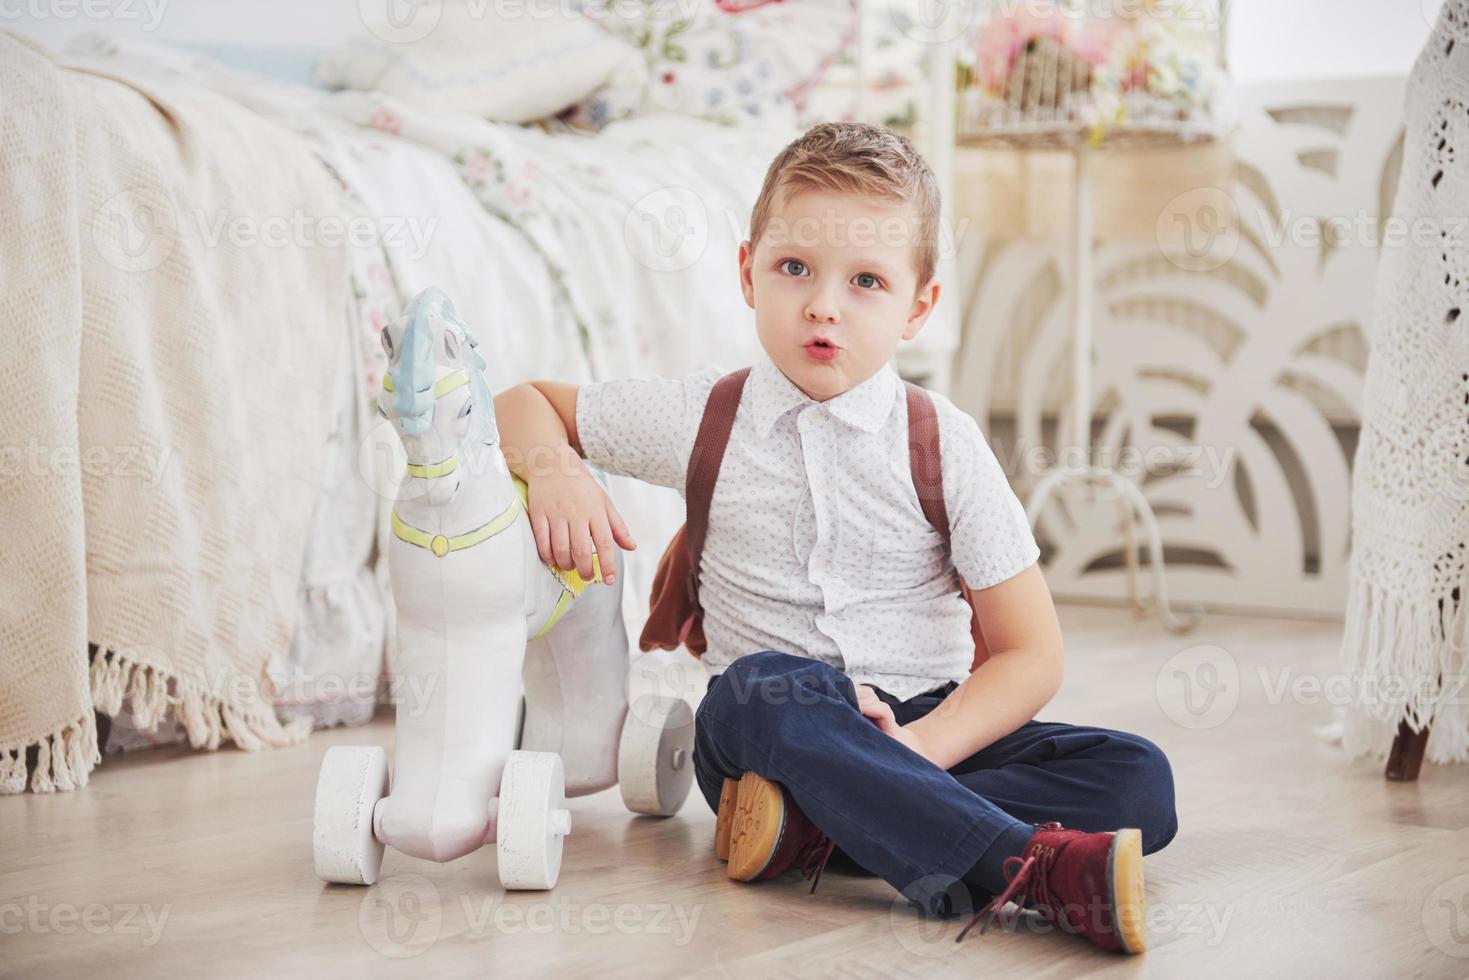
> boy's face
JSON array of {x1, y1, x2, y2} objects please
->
[{"x1": 739, "y1": 188, "x2": 940, "y2": 402}]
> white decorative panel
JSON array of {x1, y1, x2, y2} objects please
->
[{"x1": 952, "y1": 77, "x2": 1408, "y2": 618}]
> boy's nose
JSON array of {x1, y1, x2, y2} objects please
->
[{"x1": 804, "y1": 299, "x2": 840, "y2": 325}]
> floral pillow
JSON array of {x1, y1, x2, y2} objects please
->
[{"x1": 567, "y1": 0, "x2": 855, "y2": 130}]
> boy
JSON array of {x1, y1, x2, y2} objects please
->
[{"x1": 493, "y1": 123, "x2": 1176, "y2": 954}]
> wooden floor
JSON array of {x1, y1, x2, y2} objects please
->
[{"x1": 5, "y1": 605, "x2": 1468, "y2": 978}]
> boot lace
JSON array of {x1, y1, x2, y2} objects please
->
[
  {"x1": 955, "y1": 822, "x2": 1066, "y2": 942},
  {"x1": 797, "y1": 835, "x2": 837, "y2": 894}
]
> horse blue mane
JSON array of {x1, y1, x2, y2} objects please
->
[{"x1": 390, "y1": 287, "x2": 497, "y2": 444}]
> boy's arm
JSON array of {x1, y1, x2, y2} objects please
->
[
  {"x1": 883, "y1": 566, "x2": 1063, "y2": 770},
  {"x1": 496, "y1": 380, "x2": 586, "y2": 468},
  {"x1": 493, "y1": 381, "x2": 635, "y2": 583}
]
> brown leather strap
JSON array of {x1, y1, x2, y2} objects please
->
[
  {"x1": 683, "y1": 367, "x2": 752, "y2": 607},
  {"x1": 905, "y1": 382, "x2": 989, "y2": 672},
  {"x1": 904, "y1": 381, "x2": 949, "y2": 545}
]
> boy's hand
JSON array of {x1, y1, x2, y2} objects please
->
[
  {"x1": 855, "y1": 685, "x2": 932, "y2": 764},
  {"x1": 527, "y1": 453, "x2": 636, "y2": 585}
]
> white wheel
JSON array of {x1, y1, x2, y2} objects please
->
[
  {"x1": 314, "y1": 745, "x2": 389, "y2": 885},
  {"x1": 496, "y1": 751, "x2": 569, "y2": 890},
  {"x1": 617, "y1": 695, "x2": 695, "y2": 817}
]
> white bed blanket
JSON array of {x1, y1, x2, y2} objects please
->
[{"x1": 0, "y1": 33, "x2": 349, "y2": 790}]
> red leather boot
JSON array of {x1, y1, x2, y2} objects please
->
[{"x1": 957, "y1": 822, "x2": 1147, "y2": 954}]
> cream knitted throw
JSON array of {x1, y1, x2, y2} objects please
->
[
  {"x1": 1341, "y1": 4, "x2": 1469, "y2": 764},
  {"x1": 0, "y1": 35, "x2": 346, "y2": 792}
]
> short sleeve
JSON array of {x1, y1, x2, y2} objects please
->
[
  {"x1": 574, "y1": 367, "x2": 724, "y2": 491},
  {"x1": 936, "y1": 397, "x2": 1041, "y2": 590}
]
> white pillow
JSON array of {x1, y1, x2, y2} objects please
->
[{"x1": 317, "y1": 4, "x2": 645, "y2": 124}]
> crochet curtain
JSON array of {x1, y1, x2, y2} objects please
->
[{"x1": 1341, "y1": 2, "x2": 1469, "y2": 763}]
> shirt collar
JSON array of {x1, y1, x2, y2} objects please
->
[{"x1": 746, "y1": 352, "x2": 899, "y2": 439}]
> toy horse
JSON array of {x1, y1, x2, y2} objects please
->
[{"x1": 312, "y1": 287, "x2": 694, "y2": 890}]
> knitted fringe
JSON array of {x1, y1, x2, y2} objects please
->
[
  {"x1": 0, "y1": 645, "x2": 312, "y2": 795},
  {"x1": 1338, "y1": 573, "x2": 1469, "y2": 764},
  {"x1": 0, "y1": 713, "x2": 100, "y2": 795}
]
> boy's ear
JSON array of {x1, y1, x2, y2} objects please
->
[
  {"x1": 902, "y1": 278, "x2": 941, "y2": 341},
  {"x1": 738, "y1": 240, "x2": 755, "y2": 309}
]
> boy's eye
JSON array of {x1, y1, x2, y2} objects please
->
[
  {"x1": 778, "y1": 259, "x2": 809, "y2": 277},
  {"x1": 853, "y1": 273, "x2": 882, "y2": 290}
]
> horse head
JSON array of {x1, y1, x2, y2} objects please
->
[{"x1": 378, "y1": 287, "x2": 500, "y2": 508}]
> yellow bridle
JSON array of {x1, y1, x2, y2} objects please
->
[
  {"x1": 381, "y1": 368, "x2": 470, "y2": 399},
  {"x1": 389, "y1": 476, "x2": 603, "y2": 639}
]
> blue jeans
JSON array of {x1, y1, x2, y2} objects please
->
[{"x1": 692, "y1": 651, "x2": 1178, "y2": 916}]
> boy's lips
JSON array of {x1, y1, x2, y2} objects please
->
[{"x1": 803, "y1": 339, "x2": 840, "y2": 362}]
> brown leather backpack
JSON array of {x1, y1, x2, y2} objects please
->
[{"x1": 638, "y1": 367, "x2": 992, "y2": 672}]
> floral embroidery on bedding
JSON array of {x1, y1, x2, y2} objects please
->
[
  {"x1": 566, "y1": 0, "x2": 853, "y2": 131},
  {"x1": 367, "y1": 106, "x2": 402, "y2": 135},
  {"x1": 317, "y1": 153, "x2": 408, "y2": 399}
]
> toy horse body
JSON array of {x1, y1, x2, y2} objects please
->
[{"x1": 313, "y1": 288, "x2": 693, "y2": 890}]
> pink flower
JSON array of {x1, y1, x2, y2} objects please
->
[
  {"x1": 973, "y1": 4, "x2": 1069, "y2": 93},
  {"x1": 462, "y1": 153, "x2": 490, "y2": 182},
  {"x1": 508, "y1": 161, "x2": 540, "y2": 208},
  {"x1": 1073, "y1": 19, "x2": 1122, "y2": 67},
  {"x1": 368, "y1": 107, "x2": 401, "y2": 135}
]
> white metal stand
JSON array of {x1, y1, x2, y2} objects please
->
[{"x1": 1023, "y1": 142, "x2": 1202, "y2": 634}]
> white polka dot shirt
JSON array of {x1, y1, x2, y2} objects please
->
[{"x1": 575, "y1": 351, "x2": 1041, "y2": 701}]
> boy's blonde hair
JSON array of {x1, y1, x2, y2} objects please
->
[{"x1": 748, "y1": 122, "x2": 941, "y2": 288}]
